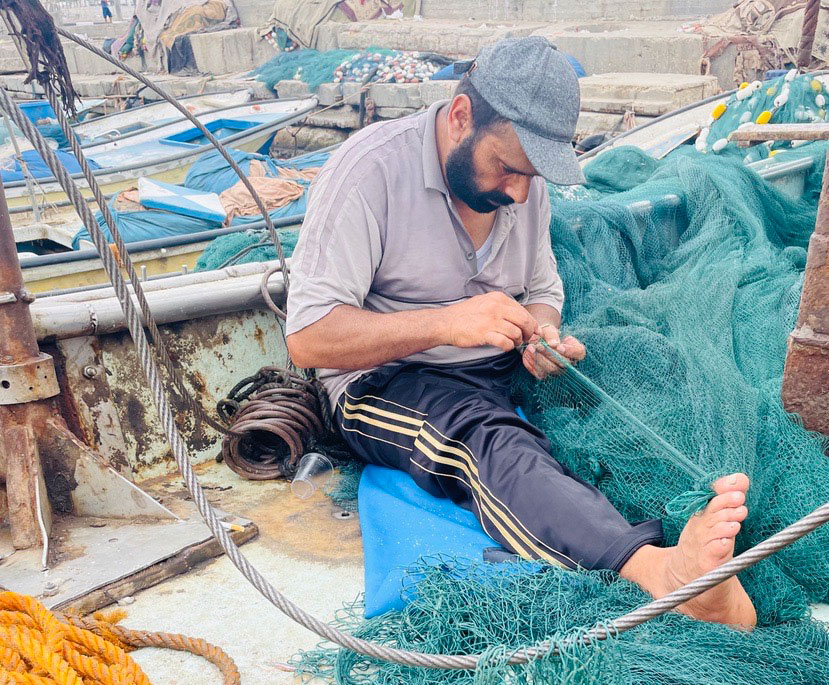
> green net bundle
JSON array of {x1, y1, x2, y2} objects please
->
[
  {"x1": 697, "y1": 70, "x2": 827, "y2": 161},
  {"x1": 293, "y1": 560, "x2": 829, "y2": 684},
  {"x1": 194, "y1": 228, "x2": 298, "y2": 271},
  {"x1": 254, "y1": 48, "x2": 447, "y2": 91},
  {"x1": 292, "y1": 147, "x2": 829, "y2": 682}
]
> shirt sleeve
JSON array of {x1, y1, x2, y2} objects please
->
[
  {"x1": 285, "y1": 171, "x2": 383, "y2": 336},
  {"x1": 525, "y1": 187, "x2": 565, "y2": 315}
]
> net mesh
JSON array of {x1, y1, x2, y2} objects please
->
[{"x1": 289, "y1": 73, "x2": 829, "y2": 682}]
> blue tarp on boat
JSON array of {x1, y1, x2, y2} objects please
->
[
  {"x1": 1, "y1": 149, "x2": 99, "y2": 183},
  {"x1": 71, "y1": 147, "x2": 330, "y2": 248}
]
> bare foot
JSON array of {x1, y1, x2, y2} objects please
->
[{"x1": 621, "y1": 473, "x2": 757, "y2": 629}]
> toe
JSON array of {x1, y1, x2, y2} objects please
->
[
  {"x1": 712, "y1": 473, "x2": 749, "y2": 496},
  {"x1": 707, "y1": 506, "x2": 748, "y2": 527},
  {"x1": 705, "y1": 490, "x2": 746, "y2": 515},
  {"x1": 709, "y1": 520, "x2": 741, "y2": 540},
  {"x1": 704, "y1": 535, "x2": 736, "y2": 559}
]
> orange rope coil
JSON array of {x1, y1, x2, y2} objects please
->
[{"x1": 0, "y1": 593, "x2": 240, "y2": 685}]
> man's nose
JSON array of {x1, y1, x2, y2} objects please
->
[{"x1": 502, "y1": 175, "x2": 532, "y2": 205}]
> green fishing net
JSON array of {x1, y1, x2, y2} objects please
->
[
  {"x1": 290, "y1": 72, "x2": 829, "y2": 683},
  {"x1": 292, "y1": 560, "x2": 829, "y2": 684},
  {"x1": 194, "y1": 228, "x2": 298, "y2": 272},
  {"x1": 253, "y1": 48, "x2": 395, "y2": 91},
  {"x1": 697, "y1": 70, "x2": 827, "y2": 161}
]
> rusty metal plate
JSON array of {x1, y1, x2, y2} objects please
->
[{"x1": 0, "y1": 353, "x2": 59, "y2": 405}]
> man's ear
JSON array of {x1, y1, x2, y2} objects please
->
[{"x1": 446, "y1": 94, "x2": 474, "y2": 144}]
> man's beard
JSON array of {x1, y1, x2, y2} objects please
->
[{"x1": 445, "y1": 134, "x2": 514, "y2": 214}]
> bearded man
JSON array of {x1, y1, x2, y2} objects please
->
[{"x1": 286, "y1": 37, "x2": 756, "y2": 628}]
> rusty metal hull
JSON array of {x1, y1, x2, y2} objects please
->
[{"x1": 782, "y1": 221, "x2": 829, "y2": 435}]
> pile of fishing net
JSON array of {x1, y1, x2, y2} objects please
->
[
  {"x1": 291, "y1": 86, "x2": 829, "y2": 682},
  {"x1": 194, "y1": 227, "x2": 298, "y2": 271},
  {"x1": 697, "y1": 69, "x2": 827, "y2": 160},
  {"x1": 254, "y1": 48, "x2": 447, "y2": 91}
]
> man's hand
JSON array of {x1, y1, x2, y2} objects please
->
[
  {"x1": 522, "y1": 325, "x2": 586, "y2": 380},
  {"x1": 441, "y1": 292, "x2": 539, "y2": 351}
]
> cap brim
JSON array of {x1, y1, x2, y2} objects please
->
[{"x1": 514, "y1": 124, "x2": 585, "y2": 186}]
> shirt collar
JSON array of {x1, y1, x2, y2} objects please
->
[{"x1": 421, "y1": 100, "x2": 451, "y2": 195}]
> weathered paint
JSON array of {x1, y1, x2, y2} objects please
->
[
  {"x1": 98, "y1": 309, "x2": 290, "y2": 482},
  {"x1": 783, "y1": 141, "x2": 829, "y2": 435},
  {"x1": 24, "y1": 243, "x2": 208, "y2": 294},
  {"x1": 51, "y1": 336, "x2": 132, "y2": 476}
]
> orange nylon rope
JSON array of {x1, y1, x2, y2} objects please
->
[{"x1": 0, "y1": 593, "x2": 240, "y2": 685}]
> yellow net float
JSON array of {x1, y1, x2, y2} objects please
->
[
  {"x1": 756, "y1": 110, "x2": 772, "y2": 125},
  {"x1": 711, "y1": 103, "x2": 727, "y2": 120}
]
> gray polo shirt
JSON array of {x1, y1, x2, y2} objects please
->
[{"x1": 286, "y1": 100, "x2": 564, "y2": 406}]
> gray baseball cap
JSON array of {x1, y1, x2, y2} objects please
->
[{"x1": 467, "y1": 36, "x2": 585, "y2": 186}]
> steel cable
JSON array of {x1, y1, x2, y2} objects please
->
[
  {"x1": 41, "y1": 87, "x2": 228, "y2": 435},
  {"x1": 2, "y1": 39, "x2": 828, "y2": 673},
  {"x1": 53, "y1": 27, "x2": 297, "y2": 297},
  {"x1": 7, "y1": 86, "x2": 829, "y2": 672}
]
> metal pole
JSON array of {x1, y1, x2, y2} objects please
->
[
  {"x1": 0, "y1": 184, "x2": 39, "y2": 361},
  {"x1": 797, "y1": 0, "x2": 821, "y2": 69},
  {"x1": 1, "y1": 110, "x2": 42, "y2": 222}
]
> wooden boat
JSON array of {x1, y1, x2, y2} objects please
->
[
  {"x1": 580, "y1": 72, "x2": 829, "y2": 163},
  {"x1": 2, "y1": 97, "x2": 318, "y2": 211},
  {"x1": 1, "y1": 88, "x2": 827, "y2": 685},
  {"x1": 69, "y1": 89, "x2": 254, "y2": 144},
  {"x1": 0, "y1": 90, "x2": 254, "y2": 165}
]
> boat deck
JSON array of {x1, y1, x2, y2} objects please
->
[
  {"x1": 122, "y1": 461, "x2": 362, "y2": 684},
  {"x1": 97, "y1": 461, "x2": 829, "y2": 684}
]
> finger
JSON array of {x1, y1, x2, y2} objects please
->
[
  {"x1": 496, "y1": 321, "x2": 524, "y2": 347},
  {"x1": 484, "y1": 331, "x2": 515, "y2": 352},
  {"x1": 534, "y1": 347, "x2": 564, "y2": 375},
  {"x1": 561, "y1": 336, "x2": 586, "y2": 361},
  {"x1": 501, "y1": 304, "x2": 538, "y2": 342},
  {"x1": 522, "y1": 350, "x2": 545, "y2": 380},
  {"x1": 533, "y1": 340, "x2": 566, "y2": 368},
  {"x1": 542, "y1": 326, "x2": 561, "y2": 346}
]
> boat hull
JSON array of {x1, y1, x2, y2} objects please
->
[{"x1": 4, "y1": 97, "x2": 317, "y2": 211}]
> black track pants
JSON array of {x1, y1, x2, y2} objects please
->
[{"x1": 334, "y1": 353, "x2": 663, "y2": 571}]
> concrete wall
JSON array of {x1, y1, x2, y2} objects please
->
[
  {"x1": 189, "y1": 27, "x2": 276, "y2": 75},
  {"x1": 419, "y1": 0, "x2": 734, "y2": 22},
  {"x1": 233, "y1": 0, "x2": 275, "y2": 27}
]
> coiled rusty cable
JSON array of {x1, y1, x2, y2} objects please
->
[{"x1": 218, "y1": 367, "x2": 332, "y2": 479}]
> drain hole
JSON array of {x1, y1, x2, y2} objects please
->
[{"x1": 1, "y1": 380, "x2": 9, "y2": 389}]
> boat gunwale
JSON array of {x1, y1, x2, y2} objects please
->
[
  {"x1": 2, "y1": 96, "x2": 318, "y2": 194},
  {"x1": 75, "y1": 93, "x2": 304, "y2": 149}
]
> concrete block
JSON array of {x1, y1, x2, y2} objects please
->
[
  {"x1": 306, "y1": 106, "x2": 361, "y2": 129},
  {"x1": 341, "y1": 81, "x2": 363, "y2": 102},
  {"x1": 418, "y1": 0, "x2": 734, "y2": 22},
  {"x1": 325, "y1": 19, "x2": 540, "y2": 57},
  {"x1": 533, "y1": 26, "x2": 707, "y2": 79},
  {"x1": 580, "y1": 72, "x2": 720, "y2": 103},
  {"x1": 316, "y1": 82, "x2": 344, "y2": 106},
  {"x1": 271, "y1": 125, "x2": 349, "y2": 153},
  {"x1": 421, "y1": 80, "x2": 457, "y2": 105},
  {"x1": 275, "y1": 80, "x2": 311, "y2": 98},
  {"x1": 369, "y1": 83, "x2": 422, "y2": 108},
  {"x1": 578, "y1": 72, "x2": 720, "y2": 116},
  {"x1": 375, "y1": 106, "x2": 420, "y2": 119},
  {"x1": 190, "y1": 27, "x2": 276, "y2": 76},
  {"x1": 575, "y1": 110, "x2": 655, "y2": 140}
]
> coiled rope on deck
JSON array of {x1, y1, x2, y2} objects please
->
[
  {"x1": 2, "y1": 4, "x2": 827, "y2": 673},
  {"x1": 0, "y1": 592, "x2": 240, "y2": 685}
]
